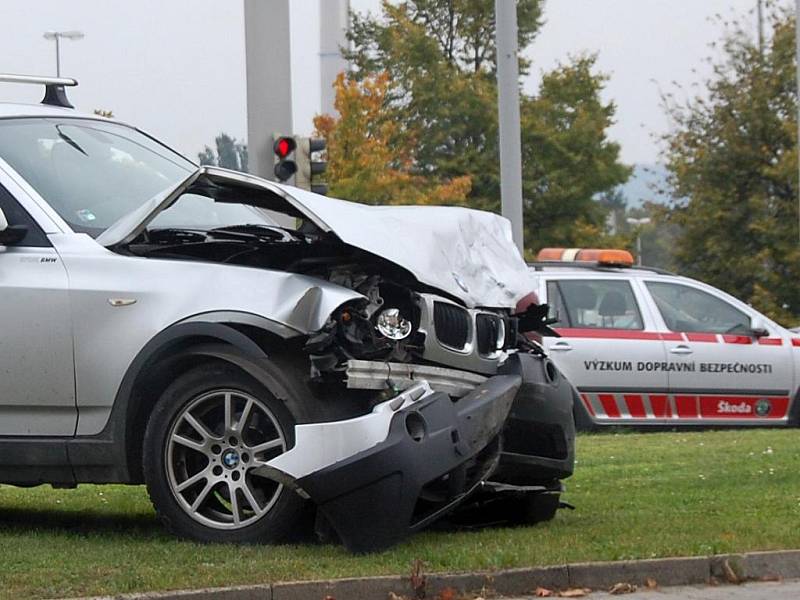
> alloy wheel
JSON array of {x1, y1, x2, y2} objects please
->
[{"x1": 165, "y1": 389, "x2": 287, "y2": 529}]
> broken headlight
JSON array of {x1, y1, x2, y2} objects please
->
[{"x1": 376, "y1": 308, "x2": 413, "y2": 340}]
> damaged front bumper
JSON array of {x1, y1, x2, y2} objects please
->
[{"x1": 261, "y1": 376, "x2": 521, "y2": 553}]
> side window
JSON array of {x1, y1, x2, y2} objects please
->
[
  {"x1": 555, "y1": 279, "x2": 644, "y2": 330},
  {"x1": 0, "y1": 184, "x2": 49, "y2": 247},
  {"x1": 646, "y1": 281, "x2": 750, "y2": 334},
  {"x1": 546, "y1": 281, "x2": 571, "y2": 327}
]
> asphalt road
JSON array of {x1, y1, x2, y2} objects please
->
[{"x1": 508, "y1": 579, "x2": 800, "y2": 599}]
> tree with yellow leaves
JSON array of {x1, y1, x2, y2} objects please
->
[{"x1": 313, "y1": 72, "x2": 471, "y2": 206}]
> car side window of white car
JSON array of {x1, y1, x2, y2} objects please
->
[
  {"x1": 546, "y1": 281, "x2": 570, "y2": 326},
  {"x1": 646, "y1": 281, "x2": 751, "y2": 334},
  {"x1": 548, "y1": 279, "x2": 644, "y2": 330}
]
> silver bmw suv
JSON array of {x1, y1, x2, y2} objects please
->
[{"x1": 0, "y1": 75, "x2": 575, "y2": 552}]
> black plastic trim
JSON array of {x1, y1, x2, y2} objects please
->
[
  {"x1": 0, "y1": 182, "x2": 51, "y2": 247},
  {"x1": 296, "y1": 375, "x2": 521, "y2": 553},
  {"x1": 0, "y1": 439, "x2": 73, "y2": 485},
  {"x1": 494, "y1": 353, "x2": 576, "y2": 483},
  {"x1": 42, "y1": 84, "x2": 74, "y2": 108}
]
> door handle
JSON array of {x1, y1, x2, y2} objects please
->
[
  {"x1": 550, "y1": 341, "x2": 573, "y2": 352},
  {"x1": 669, "y1": 345, "x2": 693, "y2": 355}
]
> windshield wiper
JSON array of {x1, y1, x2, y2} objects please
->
[
  {"x1": 209, "y1": 224, "x2": 297, "y2": 242},
  {"x1": 146, "y1": 228, "x2": 208, "y2": 244},
  {"x1": 146, "y1": 225, "x2": 295, "y2": 245},
  {"x1": 56, "y1": 125, "x2": 88, "y2": 156}
]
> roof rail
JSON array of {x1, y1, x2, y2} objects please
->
[{"x1": 0, "y1": 73, "x2": 78, "y2": 109}]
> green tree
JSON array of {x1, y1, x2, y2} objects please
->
[
  {"x1": 198, "y1": 133, "x2": 248, "y2": 172},
  {"x1": 662, "y1": 7, "x2": 800, "y2": 323},
  {"x1": 314, "y1": 72, "x2": 471, "y2": 205},
  {"x1": 342, "y1": 1, "x2": 629, "y2": 251},
  {"x1": 520, "y1": 56, "x2": 631, "y2": 248}
]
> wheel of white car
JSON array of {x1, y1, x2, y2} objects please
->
[{"x1": 142, "y1": 362, "x2": 308, "y2": 544}]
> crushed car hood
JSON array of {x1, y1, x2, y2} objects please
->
[{"x1": 97, "y1": 167, "x2": 536, "y2": 309}]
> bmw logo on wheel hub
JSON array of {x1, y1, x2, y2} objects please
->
[{"x1": 222, "y1": 449, "x2": 241, "y2": 469}]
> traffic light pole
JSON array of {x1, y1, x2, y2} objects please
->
[
  {"x1": 244, "y1": 0, "x2": 293, "y2": 183},
  {"x1": 495, "y1": 0, "x2": 525, "y2": 253}
]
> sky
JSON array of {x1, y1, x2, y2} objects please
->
[{"x1": 0, "y1": 0, "x2": 766, "y2": 166}]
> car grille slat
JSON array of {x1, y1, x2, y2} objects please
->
[
  {"x1": 433, "y1": 302, "x2": 470, "y2": 350},
  {"x1": 476, "y1": 314, "x2": 502, "y2": 355}
]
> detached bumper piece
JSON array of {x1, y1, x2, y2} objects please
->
[
  {"x1": 267, "y1": 376, "x2": 521, "y2": 553},
  {"x1": 494, "y1": 352, "x2": 576, "y2": 485}
]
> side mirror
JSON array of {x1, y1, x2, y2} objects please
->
[
  {"x1": 0, "y1": 207, "x2": 27, "y2": 246},
  {"x1": 749, "y1": 317, "x2": 769, "y2": 338}
]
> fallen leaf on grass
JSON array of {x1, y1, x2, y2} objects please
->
[
  {"x1": 645, "y1": 578, "x2": 657, "y2": 589},
  {"x1": 559, "y1": 589, "x2": 589, "y2": 597},
  {"x1": 608, "y1": 582, "x2": 637, "y2": 595},
  {"x1": 436, "y1": 587, "x2": 457, "y2": 600},
  {"x1": 535, "y1": 588, "x2": 554, "y2": 597}
]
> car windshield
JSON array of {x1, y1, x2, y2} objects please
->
[{"x1": 0, "y1": 117, "x2": 274, "y2": 237}]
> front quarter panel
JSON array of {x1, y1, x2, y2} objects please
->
[{"x1": 50, "y1": 234, "x2": 363, "y2": 435}]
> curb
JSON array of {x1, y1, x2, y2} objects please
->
[{"x1": 81, "y1": 549, "x2": 800, "y2": 600}]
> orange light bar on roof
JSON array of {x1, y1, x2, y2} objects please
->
[
  {"x1": 536, "y1": 248, "x2": 567, "y2": 261},
  {"x1": 536, "y1": 248, "x2": 634, "y2": 267}
]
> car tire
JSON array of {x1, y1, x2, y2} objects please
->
[
  {"x1": 504, "y1": 492, "x2": 561, "y2": 525},
  {"x1": 142, "y1": 361, "x2": 308, "y2": 544}
]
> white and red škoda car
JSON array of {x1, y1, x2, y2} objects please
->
[{"x1": 529, "y1": 248, "x2": 800, "y2": 429}]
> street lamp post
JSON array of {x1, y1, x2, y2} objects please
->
[
  {"x1": 43, "y1": 30, "x2": 84, "y2": 77},
  {"x1": 626, "y1": 217, "x2": 652, "y2": 266},
  {"x1": 796, "y1": 0, "x2": 800, "y2": 243},
  {"x1": 495, "y1": 0, "x2": 524, "y2": 253}
]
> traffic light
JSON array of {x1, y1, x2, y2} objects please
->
[
  {"x1": 295, "y1": 137, "x2": 328, "y2": 195},
  {"x1": 273, "y1": 135, "x2": 297, "y2": 182}
]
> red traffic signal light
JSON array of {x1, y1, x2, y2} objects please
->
[
  {"x1": 273, "y1": 135, "x2": 297, "y2": 182},
  {"x1": 274, "y1": 136, "x2": 296, "y2": 159}
]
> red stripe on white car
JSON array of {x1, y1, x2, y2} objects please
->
[
  {"x1": 598, "y1": 393, "x2": 621, "y2": 418},
  {"x1": 722, "y1": 334, "x2": 752, "y2": 344},
  {"x1": 684, "y1": 332, "x2": 717, "y2": 343},
  {"x1": 650, "y1": 394, "x2": 672, "y2": 418},
  {"x1": 556, "y1": 329, "x2": 793, "y2": 347},
  {"x1": 623, "y1": 394, "x2": 646, "y2": 418},
  {"x1": 556, "y1": 328, "x2": 663, "y2": 340},
  {"x1": 581, "y1": 392, "x2": 790, "y2": 421},
  {"x1": 580, "y1": 393, "x2": 596, "y2": 416},
  {"x1": 675, "y1": 395, "x2": 699, "y2": 417},
  {"x1": 660, "y1": 332, "x2": 683, "y2": 341}
]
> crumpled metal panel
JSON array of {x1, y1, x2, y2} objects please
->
[
  {"x1": 284, "y1": 185, "x2": 537, "y2": 309},
  {"x1": 99, "y1": 167, "x2": 537, "y2": 309}
]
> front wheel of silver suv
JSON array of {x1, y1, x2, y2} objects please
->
[{"x1": 142, "y1": 363, "x2": 307, "y2": 544}]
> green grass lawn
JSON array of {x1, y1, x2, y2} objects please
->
[{"x1": 1, "y1": 429, "x2": 798, "y2": 599}]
